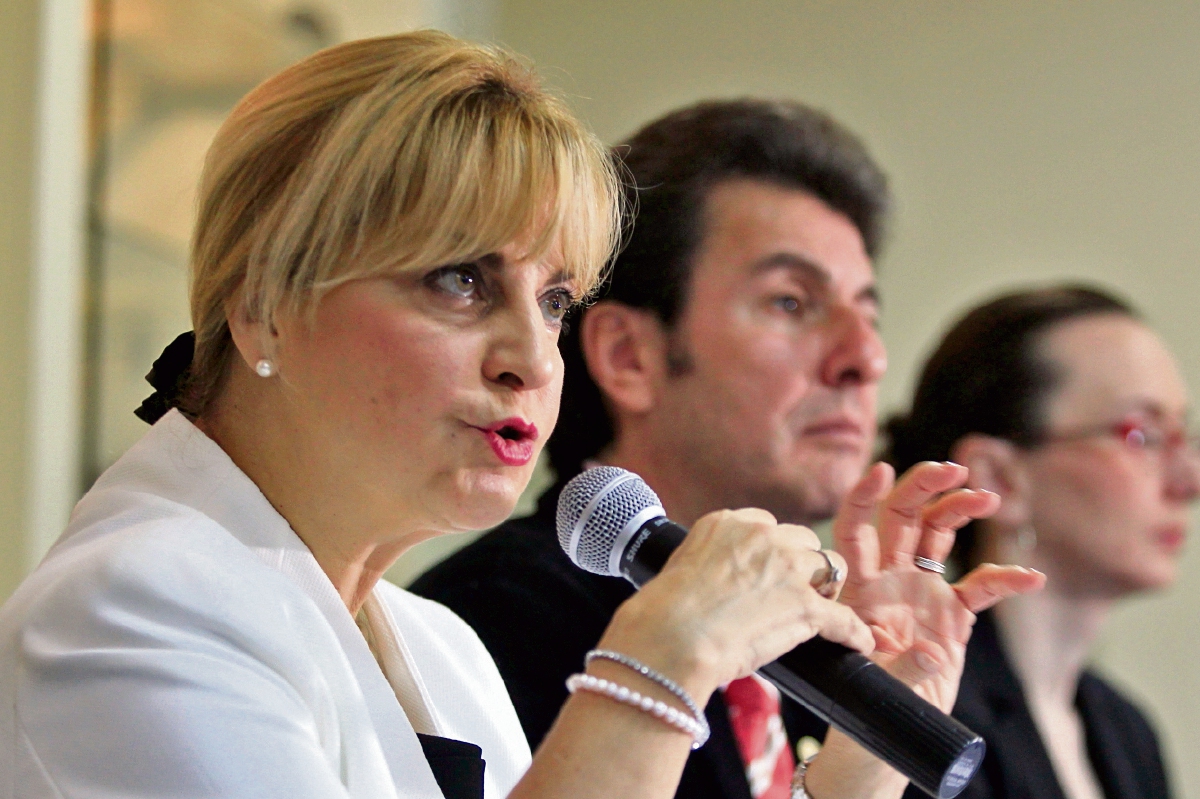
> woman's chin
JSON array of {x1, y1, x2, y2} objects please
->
[
  {"x1": 1104, "y1": 560, "x2": 1179, "y2": 598},
  {"x1": 451, "y1": 505, "x2": 516, "y2": 533},
  {"x1": 1136, "y1": 562, "x2": 1179, "y2": 593},
  {"x1": 442, "y1": 471, "x2": 527, "y2": 530}
]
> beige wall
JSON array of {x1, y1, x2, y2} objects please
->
[
  {"x1": 0, "y1": 0, "x2": 40, "y2": 599},
  {"x1": 489, "y1": 1, "x2": 1200, "y2": 794}
]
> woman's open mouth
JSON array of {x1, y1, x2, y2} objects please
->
[{"x1": 474, "y1": 418, "x2": 538, "y2": 466}]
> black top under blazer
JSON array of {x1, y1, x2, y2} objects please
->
[
  {"x1": 412, "y1": 484, "x2": 1172, "y2": 799},
  {"x1": 417, "y1": 734, "x2": 487, "y2": 799}
]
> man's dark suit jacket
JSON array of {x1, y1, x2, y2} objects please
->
[
  {"x1": 411, "y1": 484, "x2": 825, "y2": 799},
  {"x1": 412, "y1": 484, "x2": 1172, "y2": 799}
]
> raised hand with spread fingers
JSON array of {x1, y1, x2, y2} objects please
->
[
  {"x1": 832, "y1": 460, "x2": 1045, "y2": 711},
  {"x1": 804, "y1": 460, "x2": 1045, "y2": 799}
]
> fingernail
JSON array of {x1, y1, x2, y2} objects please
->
[{"x1": 915, "y1": 651, "x2": 938, "y2": 673}]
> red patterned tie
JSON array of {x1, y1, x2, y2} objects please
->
[{"x1": 724, "y1": 675, "x2": 795, "y2": 799}]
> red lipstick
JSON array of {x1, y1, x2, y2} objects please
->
[{"x1": 474, "y1": 418, "x2": 538, "y2": 466}]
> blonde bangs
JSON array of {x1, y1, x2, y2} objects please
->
[{"x1": 288, "y1": 58, "x2": 622, "y2": 305}]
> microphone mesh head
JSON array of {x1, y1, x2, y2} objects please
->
[{"x1": 557, "y1": 467, "x2": 663, "y2": 575}]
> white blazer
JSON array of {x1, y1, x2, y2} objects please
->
[{"x1": 0, "y1": 410, "x2": 532, "y2": 799}]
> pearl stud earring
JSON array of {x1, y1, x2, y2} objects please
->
[{"x1": 255, "y1": 359, "x2": 274, "y2": 378}]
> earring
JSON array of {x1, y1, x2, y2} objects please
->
[
  {"x1": 1017, "y1": 525, "x2": 1037, "y2": 552},
  {"x1": 255, "y1": 359, "x2": 274, "y2": 378}
]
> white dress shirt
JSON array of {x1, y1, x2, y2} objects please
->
[{"x1": 0, "y1": 410, "x2": 532, "y2": 798}]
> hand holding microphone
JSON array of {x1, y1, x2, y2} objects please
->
[
  {"x1": 610, "y1": 507, "x2": 876, "y2": 690},
  {"x1": 559, "y1": 461, "x2": 1044, "y2": 798}
]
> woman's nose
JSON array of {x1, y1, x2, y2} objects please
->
[
  {"x1": 483, "y1": 302, "x2": 558, "y2": 391},
  {"x1": 1165, "y1": 445, "x2": 1200, "y2": 503}
]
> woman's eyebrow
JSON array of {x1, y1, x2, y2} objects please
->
[
  {"x1": 483, "y1": 253, "x2": 569, "y2": 284},
  {"x1": 1119, "y1": 399, "x2": 1178, "y2": 422},
  {"x1": 543, "y1": 269, "x2": 572, "y2": 287},
  {"x1": 476, "y1": 252, "x2": 504, "y2": 270}
]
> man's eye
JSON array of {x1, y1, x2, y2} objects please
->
[
  {"x1": 430, "y1": 265, "x2": 481, "y2": 299},
  {"x1": 774, "y1": 296, "x2": 804, "y2": 313},
  {"x1": 540, "y1": 289, "x2": 574, "y2": 324}
]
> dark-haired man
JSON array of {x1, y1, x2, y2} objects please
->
[{"x1": 412, "y1": 101, "x2": 971, "y2": 799}]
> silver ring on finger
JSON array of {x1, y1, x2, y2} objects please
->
[
  {"x1": 914, "y1": 555, "x2": 947, "y2": 575},
  {"x1": 811, "y1": 549, "x2": 846, "y2": 598}
]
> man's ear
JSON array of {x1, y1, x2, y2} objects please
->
[
  {"x1": 950, "y1": 434, "x2": 1033, "y2": 528},
  {"x1": 579, "y1": 301, "x2": 671, "y2": 416}
]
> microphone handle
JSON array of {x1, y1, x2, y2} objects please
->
[
  {"x1": 618, "y1": 517, "x2": 984, "y2": 799},
  {"x1": 760, "y1": 643, "x2": 984, "y2": 799}
]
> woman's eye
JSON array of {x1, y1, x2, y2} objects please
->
[
  {"x1": 540, "y1": 289, "x2": 574, "y2": 325},
  {"x1": 1136, "y1": 426, "x2": 1168, "y2": 449},
  {"x1": 1116, "y1": 421, "x2": 1152, "y2": 449},
  {"x1": 430, "y1": 265, "x2": 482, "y2": 299}
]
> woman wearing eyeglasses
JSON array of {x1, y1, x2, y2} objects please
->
[{"x1": 886, "y1": 285, "x2": 1198, "y2": 799}]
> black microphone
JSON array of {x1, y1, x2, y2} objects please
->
[{"x1": 557, "y1": 466, "x2": 985, "y2": 799}]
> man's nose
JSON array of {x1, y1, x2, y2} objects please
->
[{"x1": 820, "y1": 306, "x2": 887, "y2": 388}]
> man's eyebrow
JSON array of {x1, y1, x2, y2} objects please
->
[
  {"x1": 858, "y1": 284, "x2": 881, "y2": 307},
  {"x1": 750, "y1": 252, "x2": 831, "y2": 285},
  {"x1": 752, "y1": 252, "x2": 880, "y2": 306}
]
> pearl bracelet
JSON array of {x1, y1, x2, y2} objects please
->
[
  {"x1": 566, "y1": 673, "x2": 708, "y2": 749},
  {"x1": 584, "y1": 649, "x2": 710, "y2": 748}
]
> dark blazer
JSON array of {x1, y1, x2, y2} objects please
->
[
  {"x1": 410, "y1": 484, "x2": 826, "y2": 799},
  {"x1": 903, "y1": 611, "x2": 1172, "y2": 799}
]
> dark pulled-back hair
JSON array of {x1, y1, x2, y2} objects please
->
[
  {"x1": 884, "y1": 284, "x2": 1138, "y2": 568},
  {"x1": 547, "y1": 99, "x2": 891, "y2": 480}
]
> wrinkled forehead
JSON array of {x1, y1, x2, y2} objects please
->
[{"x1": 1039, "y1": 313, "x2": 1190, "y2": 426}]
